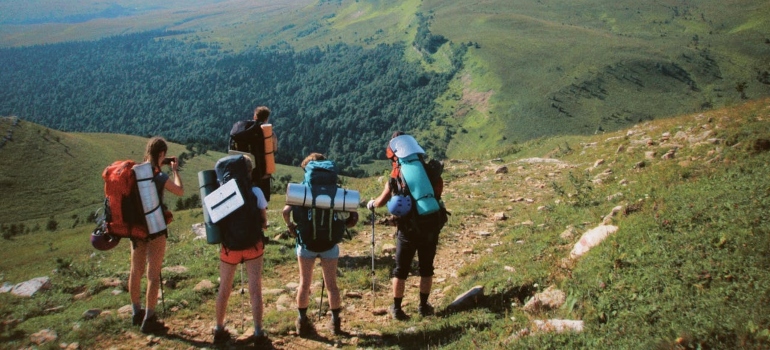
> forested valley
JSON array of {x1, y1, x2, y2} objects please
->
[{"x1": 0, "y1": 30, "x2": 465, "y2": 174}]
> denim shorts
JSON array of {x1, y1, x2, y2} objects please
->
[{"x1": 296, "y1": 244, "x2": 339, "y2": 260}]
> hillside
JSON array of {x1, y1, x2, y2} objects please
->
[
  {"x1": 1, "y1": 99, "x2": 769, "y2": 349},
  {"x1": 1, "y1": 0, "x2": 768, "y2": 165}
]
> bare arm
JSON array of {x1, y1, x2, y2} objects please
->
[{"x1": 164, "y1": 160, "x2": 184, "y2": 197}]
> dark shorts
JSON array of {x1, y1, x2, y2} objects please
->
[{"x1": 391, "y1": 211, "x2": 444, "y2": 280}]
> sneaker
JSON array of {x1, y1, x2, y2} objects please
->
[
  {"x1": 140, "y1": 314, "x2": 168, "y2": 334},
  {"x1": 213, "y1": 327, "x2": 230, "y2": 343},
  {"x1": 388, "y1": 304, "x2": 410, "y2": 321},
  {"x1": 296, "y1": 316, "x2": 313, "y2": 338},
  {"x1": 131, "y1": 309, "x2": 146, "y2": 326},
  {"x1": 418, "y1": 303, "x2": 435, "y2": 317}
]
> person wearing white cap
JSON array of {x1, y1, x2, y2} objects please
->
[{"x1": 367, "y1": 131, "x2": 446, "y2": 320}]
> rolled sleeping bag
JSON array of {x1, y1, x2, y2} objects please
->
[
  {"x1": 398, "y1": 154, "x2": 440, "y2": 215},
  {"x1": 133, "y1": 162, "x2": 167, "y2": 235},
  {"x1": 261, "y1": 124, "x2": 276, "y2": 175},
  {"x1": 198, "y1": 170, "x2": 222, "y2": 244}
]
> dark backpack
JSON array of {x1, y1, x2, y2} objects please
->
[
  {"x1": 229, "y1": 120, "x2": 267, "y2": 185},
  {"x1": 102, "y1": 160, "x2": 149, "y2": 240},
  {"x1": 214, "y1": 154, "x2": 264, "y2": 250},
  {"x1": 292, "y1": 160, "x2": 347, "y2": 252}
]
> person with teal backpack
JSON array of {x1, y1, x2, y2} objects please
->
[
  {"x1": 282, "y1": 153, "x2": 358, "y2": 337},
  {"x1": 367, "y1": 132, "x2": 448, "y2": 321}
]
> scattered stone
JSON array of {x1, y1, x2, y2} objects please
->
[
  {"x1": 0, "y1": 282, "x2": 13, "y2": 293},
  {"x1": 381, "y1": 244, "x2": 396, "y2": 255},
  {"x1": 477, "y1": 231, "x2": 491, "y2": 237},
  {"x1": 111, "y1": 289, "x2": 122, "y2": 296},
  {"x1": 263, "y1": 288, "x2": 285, "y2": 296},
  {"x1": 531, "y1": 319, "x2": 584, "y2": 333},
  {"x1": 11, "y1": 277, "x2": 51, "y2": 297},
  {"x1": 644, "y1": 151, "x2": 656, "y2": 159},
  {"x1": 607, "y1": 192, "x2": 623, "y2": 202},
  {"x1": 447, "y1": 285, "x2": 484, "y2": 311},
  {"x1": 504, "y1": 266, "x2": 516, "y2": 273},
  {"x1": 193, "y1": 280, "x2": 215, "y2": 291},
  {"x1": 462, "y1": 249, "x2": 474, "y2": 255},
  {"x1": 593, "y1": 159, "x2": 605, "y2": 168},
  {"x1": 570, "y1": 225, "x2": 619, "y2": 259},
  {"x1": 661, "y1": 148, "x2": 677, "y2": 159},
  {"x1": 101, "y1": 278, "x2": 122, "y2": 287},
  {"x1": 634, "y1": 161, "x2": 646, "y2": 169},
  {"x1": 495, "y1": 166, "x2": 509, "y2": 174},
  {"x1": 82, "y1": 309, "x2": 102, "y2": 320},
  {"x1": 73, "y1": 291, "x2": 89, "y2": 301},
  {"x1": 30, "y1": 329, "x2": 57, "y2": 345},
  {"x1": 285, "y1": 282, "x2": 299, "y2": 291},
  {"x1": 191, "y1": 223, "x2": 206, "y2": 239},
  {"x1": 523, "y1": 286, "x2": 566, "y2": 312},
  {"x1": 162, "y1": 265, "x2": 188, "y2": 274},
  {"x1": 345, "y1": 291, "x2": 363, "y2": 299},
  {"x1": 616, "y1": 144, "x2": 625, "y2": 153},
  {"x1": 560, "y1": 226, "x2": 576, "y2": 240},
  {"x1": 493, "y1": 212, "x2": 508, "y2": 221},
  {"x1": 372, "y1": 307, "x2": 388, "y2": 316}
]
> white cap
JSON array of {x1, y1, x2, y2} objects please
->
[{"x1": 389, "y1": 135, "x2": 425, "y2": 158}]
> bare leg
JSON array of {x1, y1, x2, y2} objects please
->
[
  {"x1": 296, "y1": 257, "x2": 315, "y2": 309},
  {"x1": 319, "y1": 258, "x2": 341, "y2": 310},
  {"x1": 245, "y1": 257, "x2": 264, "y2": 331},
  {"x1": 392, "y1": 277, "x2": 406, "y2": 298},
  {"x1": 144, "y1": 236, "x2": 167, "y2": 316},
  {"x1": 216, "y1": 262, "x2": 237, "y2": 327},
  {"x1": 129, "y1": 240, "x2": 148, "y2": 307},
  {"x1": 419, "y1": 276, "x2": 432, "y2": 295}
]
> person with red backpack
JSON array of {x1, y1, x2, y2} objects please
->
[
  {"x1": 129, "y1": 137, "x2": 184, "y2": 334},
  {"x1": 367, "y1": 132, "x2": 447, "y2": 321}
]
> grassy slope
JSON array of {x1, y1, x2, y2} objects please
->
[{"x1": 1, "y1": 99, "x2": 769, "y2": 348}]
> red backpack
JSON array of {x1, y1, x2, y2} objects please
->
[{"x1": 102, "y1": 160, "x2": 149, "y2": 240}]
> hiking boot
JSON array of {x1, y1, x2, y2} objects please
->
[
  {"x1": 296, "y1": 316, "x2": 313, "y2": 338},
  {"x1": 418, "y1": 303, "x2": 435, "y2": 317},
  {"x1": 388, "y1": 304, "x2": 410, "y2": 321},
  {"x1": 328, "y1": 317, "x2": 344, "y2": 336},
  {"x1": 250, "y1": 330, "x2": 268, "y2": 344},
  {"x1": 140, "y1": 314, "x2": 168, "y2": 334},
  {"x1": 131, "y1": 309, "x2": 146, "y2": 326},
  {"x1": 213, "y1": 327, "x2": 230, "y2": 343}
]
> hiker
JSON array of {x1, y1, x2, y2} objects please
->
[
  {"x1": 253, "y1": 106, "x2": 276, "y2": 201},
  {"x1": 129, "y1": 137, "x2": 184, "y2": 333},
  {"x1": 282, "y1": 153, "x2": 357, "y2": 337},
  {"x1": 367, "y1": 132, "x2": 447, "y2": 320},
  {"x1": 213, "y1": 154, "x2": 269, "y2": 343}
]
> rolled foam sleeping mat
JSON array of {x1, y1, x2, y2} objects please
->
[
  {"x1": 133, "y1": 162, "x2": 167, "y2": 235},
  {"x1": 399, "y1": 154, "x2": 440, "y2": 215},
  {"x1": 261, "y1": 124, "x2": 276, "y2": 175},
  {"x1": 198, "y1": 170, "x2": 222, "y2": 244}
]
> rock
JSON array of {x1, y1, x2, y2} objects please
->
[
  {"x1": 194, "y1": 280, "x2": 215, "y2": 291},
  {"x1": 531, "y1": 319, "x2": 584, "y2": 333},
  {"x1": 263, "y1": 288, "x2": 285, "y2": 296},
  {"x1": 101, "y1": 278, "x2": 122, "y2": 287},
  {"x1": 191, "y1": 223, "x2": 206, "y2": 239},
  {"x1": 593, "y1": 159, "x2": 605, "y2": 168},
  {"x1": 285, "y1": 282, "x2": 299, "y2": 291},
  {"x1": 570, "y1": 225, "x2": 619, "y2": 259},
  {"x1": 644, "y1": 151, "x2": 656, "y2": 159},
  {"x1": 523, "y1": 286, "x2": 566, "y2": 312},
  {"x1": 0, "y1": 282, "x2": 13, "y2": 293},
  {"x1": 447, "y1": 285, "x2": 484, "y2": 311},
  {"x1": 30, "y1": 329, "x2": 57, "y2": 345},
  {"x1": 82, "y1": 309, "x2": 102, "y2": 320},
  {"x1": 477, "y1": 231, "x2": 491, "y2": 237},
  {"x1": 495, "y1": 166, "x2": 509, "y2": 174},
  {"x1": 11, "y1": 276, "x2": 51, "y2": 297},
  {"x1": 661, "y1": 148, "x2": 677, "y2": 159},
  {"x1": 73, "y1": 291, "x2": 89, "y2": 300},
  {"x1": 345, "y1": 291, "x2": 363, "y2": 299},
  {"x1": 493, "y1": 212, "x2": 508, "y2": 221},
  {"x1": 560, "y1": 226, "x2": 576, "y2": 240},
  {"x1": 162, "y1": 265, "x2": 188, "y2": 274},
  {"x1": 372, "y1": 307, "x2": 388, "y2": 316},
  {"x1": 504, "y1": 266, "x2": 516, "y2": 273},
  {"x1": 381, "y1": 244, "x2": 396, "y2": 255}
]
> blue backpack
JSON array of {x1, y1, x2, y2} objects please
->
[
  {"x1": 292, "y1": 160, "x2": 347, "y2": 252},
  {"x1": 214, "y1": 155, "x2": 264, "y2": 250}
]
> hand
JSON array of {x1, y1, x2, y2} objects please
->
[
  {"x1": 287, "y1": 222, "x2": 297, "y2": 238},
  {"x1": 367, "y1": 199, "x2": 376, "y2": 211}
]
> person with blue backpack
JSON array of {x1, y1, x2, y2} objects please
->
[
  {"x1": 367, "y1": 132, "x2": 447, "y2": 321},
  {"x1": 282, "y1": 153, "x2": 358, "y2": 337}
]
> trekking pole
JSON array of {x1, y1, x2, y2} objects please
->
[
  {"x1": 159, "y1": 270, "x2": 166, "y2": 317},
  {"x1": 240, "y1": 263, "x2": 245, "y2": 332},
  {"x1": 370, "y1": 207, "x2": 376, "y2": 309},
  {"x1": 318, "y1": 277, "x2": 326, "y2": 320}
]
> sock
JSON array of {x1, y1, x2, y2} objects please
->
[
  {"x1": 393, "y1": 297, "x2": 403, "y2": 309},
  {"x1": 298, "y1": 308, "x2": 308, "y2": 319},
  {"x1": 215, "y1": 324, "x2": 225, "y2": 332},
  {"x1": 420, "y1": 292, "x2": 430, "y2": 306},
  {"x1": 253, "y1": 326, "x2": 263, "y2": 337},
  {"x1": 331, "y1": 308, "x2": 341, "y2": 322},
  {"x1": 132, "y1": 304, "x2": 142, "y2": 315},
  {"x1": 144, "y1": 308, "x2": 155, "y2": 320}
]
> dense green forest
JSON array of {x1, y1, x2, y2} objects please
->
[{"x1": 0, "y1": 30, "x2": 465, "y2": 173}]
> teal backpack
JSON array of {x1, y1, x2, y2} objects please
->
[{"x1": 292, "y1": 160, "x2": 347, "y2": 252}]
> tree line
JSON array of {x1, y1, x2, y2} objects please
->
[{"x1": 0, "y1": 30, "x2": 465, "y2": 174}]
